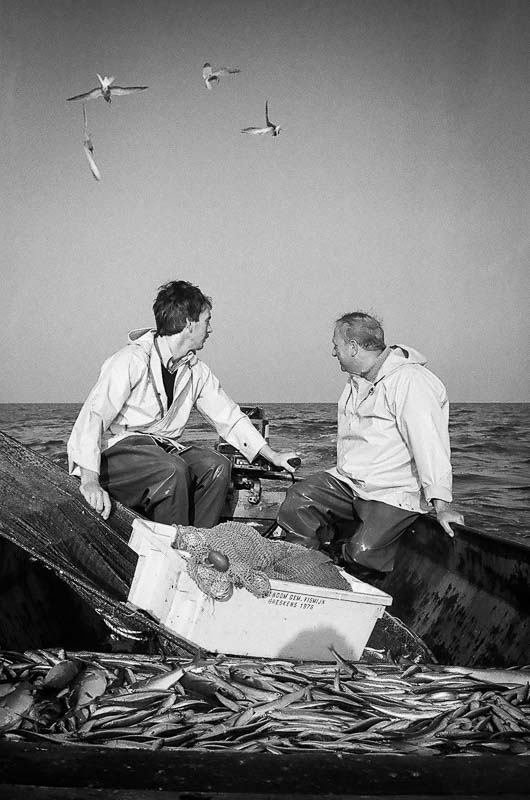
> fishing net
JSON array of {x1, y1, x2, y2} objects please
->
[{"x1": 173, "y1": 521, "x2": 352, "y2": 601}]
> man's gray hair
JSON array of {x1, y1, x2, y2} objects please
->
[{"x1": 335, "y1": 312, "x2": 385, "y2": 352}]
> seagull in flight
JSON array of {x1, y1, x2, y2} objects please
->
[
  {"x1": 202, "y1": 62, "x2": 241, "y2": 90},
  {"x1": 67, "y1": 74, "x2": 148, "y2": 104},
  {"x1": 241, "y1": 100, "x2": 281, "y2": 137}
]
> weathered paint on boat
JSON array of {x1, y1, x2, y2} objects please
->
[{"x1": 378, "y1": 514, "x2": 530, "y2": 667}]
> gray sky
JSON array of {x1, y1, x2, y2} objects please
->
[{"x1": 1, "y1": 0, "x2": 529, "y2": 403}]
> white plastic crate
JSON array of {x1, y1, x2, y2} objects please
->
[{"x1": 127, "y1": 518, "x2": 392, "y2": 661}]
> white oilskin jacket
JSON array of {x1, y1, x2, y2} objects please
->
[
  {"x1": 327, "y1": 345, "x2": 453, "y2": 513},
  {"x1": 68, "y1": 328, "x2": 266, "y2": 475}
]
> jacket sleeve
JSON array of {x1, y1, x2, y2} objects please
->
[
  {"x1": 390, "y1": 368, "x2": 453, "y2": 503},
  {"x1": 67, "y1": 350, "x2": 140, "y2": 475},
  {"x1": 194, "y1": 368, "x2": 266, "y2": 461}
]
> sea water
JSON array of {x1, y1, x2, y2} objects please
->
[{"x1": 0, "y1": 402, "x2": 528, "y2": 538}]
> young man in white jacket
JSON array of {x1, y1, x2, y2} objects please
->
[
  {"x1": 278, "y1": 311, "x2": 464, "y2": 581},
  {"x1": 68, "y1": 280, "x2": 298, "y2": 525}
]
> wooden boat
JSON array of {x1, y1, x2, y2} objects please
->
[
  {"x1": 1, "y1": 415, "x2": 529, "y2": 798},
  {"x1": 1, "y1": 409, "x2": 529, "y2": 665}
]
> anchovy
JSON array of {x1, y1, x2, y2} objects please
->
[{"x1": 444, "y1": 666, "x2": 530, "y2": 686}]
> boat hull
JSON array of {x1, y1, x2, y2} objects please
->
[
  {"x1": 1, "y1": 429, "x2": 529, "y2": 666},
  {"x1": 378, "y1": 514, "x2": 530, "y2": 667},
  {"x1": 0, "y1": 741, "x2": 529, "y2": 797}
]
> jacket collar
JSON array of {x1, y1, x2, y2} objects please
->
[
  {"x1": 359, "y1": 346, "x2": 391, "y2": 383},
  {"x1": 155, "y1": 336, "x2": 197, "y2": 374}
]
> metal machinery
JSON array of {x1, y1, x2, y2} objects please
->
[{"x1": 216, "y1": 406, "x2": 296, "y2": 533}]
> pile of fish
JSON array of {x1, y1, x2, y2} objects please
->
[{"x1": 1, "y1": 648, "x2": 530, "y2": 755}]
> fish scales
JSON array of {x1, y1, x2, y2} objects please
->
[
  {"x1": 491, "y1": 706, "x2": 527, "y2": 733},
  {"x1": 95, "y1": 689, "x2": 171, "y2": 706},
  {"x1": 228, "y1": 669, "x2": 280, "y2": 694},
  {"x1": 86, "y1": 703, "x2": 145, "y2": 720},
  {"x1": 181, "y1": 709, "x2": 232, "y2": 725},
  {"x1": 93, "y1": 707, "x2": 160, "y2": 730},
  {"x1": 143, "y1": 710, "x2": 185, "y2": 727},
  {"x1": 494, "y1": 695, "x2": 530, "y2": 726},
  {"x1": 78, "y1": 724, "x2": 147, "y2": 741}
]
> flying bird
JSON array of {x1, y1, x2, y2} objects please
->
[
  {"x1": 67, "y1": 74, "x2": 148, "y2": 104},
  {"x1": 202, "y1": 62, "x2": 241, "y2": 90},
  {"x1": 241, "y1": 100, "x2": 281, "y2": 137}
]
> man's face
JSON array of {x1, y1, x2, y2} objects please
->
[
  {"x1": 188, "y1": 307, "x2": 212, "y2": 351},
  {"x1": 332, "y1": 325, "x2": 357, "y2": 374}
]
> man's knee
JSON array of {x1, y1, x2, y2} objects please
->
[
  {"x1": 342, "y1": 501, "x2": 418, "y2": 572},
  {"x1": 278, "y1": 480, "x2": 307, "y2": 521},
  {"x1": 192, "y1": 449, "x2": 231, "y2": 490},
  {"x1": 209, "y1": 451, "x2": 231, "y2": 479},
  {"x1": 147, "y1": 457, "x2": 190, "y2": 500}
]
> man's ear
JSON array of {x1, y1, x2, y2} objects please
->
[{"x1": 350, "y1": 339, "x2": 359, "y2": 355}]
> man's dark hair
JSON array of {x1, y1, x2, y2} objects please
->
[
  {"x1": 153, "y1": 281, "x2": 212, "y2": 335},
  {"x1": 335, "y1": 312, "x2": 385, "y2": 352}
]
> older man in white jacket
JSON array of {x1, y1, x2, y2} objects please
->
[
  {"x1": 278, "y1": 312, "x2": 464, "y2": 581},
  {"x1": 68, "y1": 280, "x2": 298, "y2": 525}
]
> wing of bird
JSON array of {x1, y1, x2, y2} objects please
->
[
  {"x1": 214, "y1": 66, "x2": 241, "y2": 77},
  {"x1": 66, "y1": 87, "x2": 102, "y2": 102},
  {"x1": 83, "y1": 143, "x2": 101, "y2": 181},
  {"x1": 241, "y1": 126, "x2": 270, "y2": 135},
  {"x1": 265, "y1": 100, "x2": 272, "y2": 127},
  {"x1": 110, "y1": 85, "x2": 148, "y2": 96}
]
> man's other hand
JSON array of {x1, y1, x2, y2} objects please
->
[
  {"x1": 272, "y1": 451, "x2": 302, "y2": 474},
  {"x1": 432, "y1": 498, "x2": 464, "y2": 537},
  {"x1": 258, "y1": 444, "x2": 301, "y2": 474},
  {"x1": 80, "y1": 479, "x2": 112, "y2": 520},
  {"x1": 436, "y1": 509, "x2": 465, "y2": 537}
]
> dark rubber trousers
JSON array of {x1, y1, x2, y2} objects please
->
[
  {"x1": 278, "y1": 472, "x2": 418, "y2": 572},
  {"x1": 99, "y1": 436, "x2": 231, "y2": 527}
]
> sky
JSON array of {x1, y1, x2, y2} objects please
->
[{"x1": 1, "y1": 0, "x2": 529, "y2": 403}]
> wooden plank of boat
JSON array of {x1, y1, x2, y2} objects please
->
[{"x1": 0, "y1": 741, "x2": 529, "y2": 797}]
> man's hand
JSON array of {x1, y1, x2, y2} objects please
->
[
  {"x1": 79, "y1": 468, "x2": 112, "y2": 520},
  {"x1": 432, "y1": 499, "x2": 464, "y2": 538},
  {"x1": 258, "y1": 445, "x2": 301, "y2": 475}
]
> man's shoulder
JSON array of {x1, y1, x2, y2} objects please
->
[
  {"x1": 191, "y1": 357, "x2": 214, "y2": 376},
  {"x1": 102, "y1": 341, "x2": 150, "y2": 371},
  {"x1": 384, "y1": 362, "x2": 447, "y2": 398}
]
